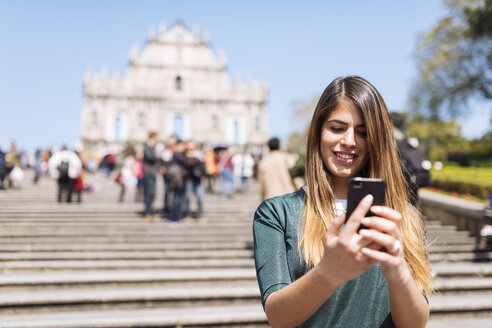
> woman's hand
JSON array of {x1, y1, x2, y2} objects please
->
[
  {"x1": 357, "y1": 206, "x2": 430, "y2": 328},
  {"x1": 317, "y1": 195, "x2": 378, "y2": 287},
  {"x1": 357, "y1": 205, "x2": 408, "y2": 283}
]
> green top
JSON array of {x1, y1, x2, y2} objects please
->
[{"x1": 253, "y1": 189, "x2": 395, "y2": 328}]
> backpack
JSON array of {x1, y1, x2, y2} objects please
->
[
  {"x1": 397, "y1": 139, "x2": 431, "y2": 198},
  {"x1": 191, "y1": 161, "x2": 206, "y2": 180},
  {"x1": 166, "y1": 163, "x2": 185, "y2": 190},
  {"x1": 57, "y1": 160, "x2": 70, "y2": 179},
  {"x1": 0, "y1": 153, "x2": 5, "y2": 172}
]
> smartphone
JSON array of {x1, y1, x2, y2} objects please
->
[{"x1": 345, "y1": 177, "x2": 386, "y2": 229}]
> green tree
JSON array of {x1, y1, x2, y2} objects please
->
[
  {"x1": 406, "y1": 114, "x2": 469, "y2": 162},
  {"x1": 410, "y1": 0, "x2": 492, "y2": 121}
]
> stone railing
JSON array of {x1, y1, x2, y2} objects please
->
[{"x1": 419, "y1": 189, "x2": 487, "y2": 236}]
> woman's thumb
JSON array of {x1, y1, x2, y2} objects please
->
[{"x1": 326, "y1": 214, "x2": 345, "y2": 238}]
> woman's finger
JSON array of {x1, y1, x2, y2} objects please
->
[
  {"x1": 326, "y1": 214, "x2": 345, "y2": 239},
  {"x1": 369, "y1": 206, "x2": 402, "y2": 224},
  {"x1": 359, "y1": 229, "x2": 401, "y2": 253},
  {"x1": 361, "y1": 217, "x2": 399, "y2": 236},
  {"x1": 360, "y1": 247, "x2": 400, "y2": 263},
  {"x1": 343, "y1": 194, "x2": 373, "y2": 235}
]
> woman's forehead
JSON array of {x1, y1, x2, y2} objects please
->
[{"x1": 326, "y1": 100, "x2": 364, "y2": 125}]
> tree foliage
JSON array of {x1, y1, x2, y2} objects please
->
[
  {"x1": 411, "y1": 0, "x2": 492, "y2": 121},
  {"x1": 407, "y1": 114, "x2": 467, "y2": 161}
]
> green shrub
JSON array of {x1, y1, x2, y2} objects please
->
[
  {"x1": 431, "y1": 179, "x2": 492, "y2": 199},
  {"x1": 430, "y1": 165, "x2": 492, "y2": 200}
]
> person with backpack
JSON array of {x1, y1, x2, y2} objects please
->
[
  {"x1": 389, "y1": 113, "x2": 432, "y2": 206},
  {"x1": 48, "y1": 146, "x2": 82, "y2": 203},
  {"x1": 183, "y1": 141, "x2": 206, "y2": 219},
  {"x1": 0, "y1": 148, "x2": 6, "y2": 190},
  {"x1": 142, "y1": 131, "x2": 160, "y2": 221},
  {"x1": 166, "y1": 140, "x2": 188, "y2": 225},
  {"x1": 4, "y1": 141, "x2": 20, "y2": 188}
]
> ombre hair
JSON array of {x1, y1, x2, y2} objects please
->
[{"x1": 300, "y1": 75, "x2": 433, "y2": 294}]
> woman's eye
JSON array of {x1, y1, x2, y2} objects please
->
[
  {"x1": 330, "y1": 126, "x2": 345, "y2": 133},
  {"x1": 357, "y1": 130, "x2": 367, "y2": 138}
]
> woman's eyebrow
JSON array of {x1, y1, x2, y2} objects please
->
[{"x1": 326, "y1": 119, "x2": 365, "y2": 127}]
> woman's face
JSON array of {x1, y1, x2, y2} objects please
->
[{"x1": 320, "y1": 98, "x2": 369, "y2": 181}]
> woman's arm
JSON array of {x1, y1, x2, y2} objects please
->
[
  {"x1": 359, "y1": 206, "x2": 429, "y2": 328},
  {"x1": 264, "y1": 263, "x2": 339, "y2": 328}
]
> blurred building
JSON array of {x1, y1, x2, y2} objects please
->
[{"x1": 81, "y1": 22, "x2": 268, "y2": 152}]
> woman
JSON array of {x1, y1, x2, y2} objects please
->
[{"x1": 253, "y1": 76, "x2": 432, "y2": 327}]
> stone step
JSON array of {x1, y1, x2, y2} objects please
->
[
  {"x1": 0, "y1": 235, "x2": 252, "y2": 244},
  {"x1": 0, "y1": 303, "x2": 268, "y2": 328},
  {"x1": 430, "y1": 237, "x2": 476, "y2": 245},
  {"x1": 430, "y1": 252, "x2": 492, "y2": 262},
  {"x1": 429, "y1": 293, "x2": 492, "y2": 313},
  {"x1": 0, "y1": 241, "x2": 252, "y2": 252},
  {"x1": 4, "y1": 275, "x2": 492, "y2": 309},
  {"x1": 432, "y1": 262, "x2": 492, "y2": 277},
  {"x1": 429, "y1": 244, "x2": 488, "y2": 253},
  {"x1": 0, "y1": 268, "x2": 256, "y2": 287},
  {"x1": 426, "y1": 224, "x2": 457, "y2": 232},
  {"x1": 0, "y1": 283, "x2": 260, "y2": 308},
  {"x1": 433, "y1": 277, "x2": 492, "y2": 292},
  {"x1": 0, "y1": 221, "x2": 253, "y2": 228},
  {"x1": 0, "y1": 249, "x2": 254, "y2": 261},
  {"x1": 0, "y1": 229, "x2": 252, "y2": 238},
  {"x1": 3, "y1": 241, "x2": 487, "y2": 254},
  {"x1": 428, "y1": 230, "x2": 471, "y2": 238},
  {"x1": 428, "y1": 315, "x2": 492, "y2": 328},
  {"x1": 0, "y1": 225, "x2": 253, "y2": 235},
  {"x1": 0, "y1": 258, "x2": 255, "y2": 271}
]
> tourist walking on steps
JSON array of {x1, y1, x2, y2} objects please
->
[
  {"x1": 232, "y1": 149, "x2": 254, "y2": 193},
  {"x1": 257, "y1": 137, "x2": 295, "y2": 201},
  {"x1": 4, "y1": 140, "x2": 20, "y2": 189},
  {"x1": 159, "y1": 135, "x2": 178, "y2": 218},
  {"x1": 183, "y1": 141, "x2": 205, "y2": 218},
  {"x1": 0, "y1": 148, "x2": 6, "y2": 190},
  {"x1": 204, "y1": 147, "x2": 219, "y2": 193},
  {"x1": 117, "y1": 148, "x2": 137, "y2": 203},
  {"x1": 48, "y1": 146, "x2": 82, "y2": 203},
  {"x1": 72, "y1": 152, "x2": 86, "y2": 203},
  {"x1": 133, "y1": 150, "x2": 144, "y2": 202},
  {"x1": 166, "y1": 140, "x2": 188, "y2": 225},
  {"x1": 217, "y1": 147, "x2": 234, "y2": 197},
  {"x1": 389, "y1": 112, "x2": 431, "y2": 206},
  {"x1": 142, "y1": 131, "x2": 159, "y2": 221},
  {"x1": 253, "y1": 76, "x2": 432, "y2": 327}
]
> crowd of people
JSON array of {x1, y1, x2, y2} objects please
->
[
  {"x1": 135, "y1": 133, "x2": 297, "y2": 225},
  {"x1": 0, "y1": 135, "x2": 299, "y2": 227},
  {"x1": 0, "y1": 141, "x2": 89, "y2": 203}
]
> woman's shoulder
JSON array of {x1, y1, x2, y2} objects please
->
[{"x1": 254, "y1": 189, "x2": 305, "y2": 225}]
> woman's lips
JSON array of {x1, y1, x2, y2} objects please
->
[{"x1": 334, "y1": 152, "x2": 356, "y2": 164}]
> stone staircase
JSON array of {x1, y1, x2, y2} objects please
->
[
  {"x1": 0, "y1": 171, "x2": 490, "y2": 327},
  {"x1": 426, "y1": 220, "x2": 492, "y2": 328}
]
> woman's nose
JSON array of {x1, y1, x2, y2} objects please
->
[{"x1": 341, "y1": 129, "x2": 356, "y2": 147}]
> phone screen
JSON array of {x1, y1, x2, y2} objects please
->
[{"x1": 346, "y1": 178, "x2": 386, "y2": 228}]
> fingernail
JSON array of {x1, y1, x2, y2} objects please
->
[
  {"x1": 363, "y1": 194, "x2": 373, "y2": 204},
  {"x1": 361, "y1": 247, "x2": 372, "y2": 255},
  {"x1": 359, "y1": 229, "x2": 371, "y2": 237},
  {"x1": 361, "y1": 218, "x2": 371, "y2": 225},
  {"x1": 371, "y1": 206, "x2": 382, "y2": 212}
]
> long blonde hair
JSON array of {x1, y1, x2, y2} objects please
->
[{"x1": 300, "y1": 76, "x2": 433, "y2": 294}]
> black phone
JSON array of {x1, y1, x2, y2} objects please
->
[{"x1": 346, "y1": 177, "x2": 386, "y2": 229}]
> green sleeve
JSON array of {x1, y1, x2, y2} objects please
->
[{"x1": 253, "y1": 198, "x2": 292, "y2": 307}]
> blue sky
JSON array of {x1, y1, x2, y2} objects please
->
[{"x1": 0, "y1": 0, "x2": 489, "y2": 154}]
